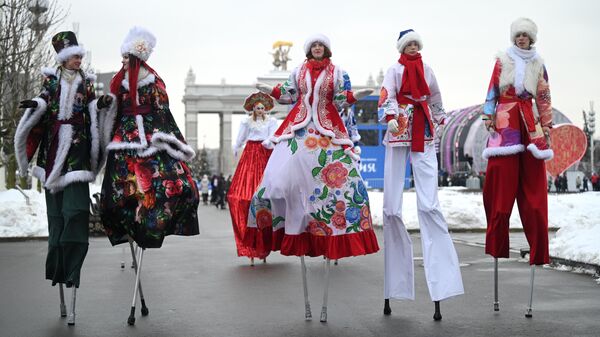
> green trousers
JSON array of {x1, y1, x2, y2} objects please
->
[{"x1": 45, "y1": 182, "x2": 90, "y2": 288}]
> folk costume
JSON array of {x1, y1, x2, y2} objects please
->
[
  {"x1": 100, "y1": 27, "x2": 199, "y2": 250},
  {"x1": 379, "y1": 30, "x2": 464, "y2": 317},
  {"x1": 14, "y1": 31, "x2": 110, "y2": 325},
  {"x1": 245, "y1": 34, "x2": 379, "y2": 260},
  {"x1": 227, "y1": 92, "x2": 277, "y2": 262},
  {"x1": 482, "y1": 18, "x2": 553, "y2": 318},
  {"x1": 248, "y1": 34, "x2": 378, "y2": 321},
  {"x1": 482, "y1": 18, "x2": 552, "y2": 266}
]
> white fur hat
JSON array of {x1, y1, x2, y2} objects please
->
[
  {"x1": 396, "y1": 29, "x2": 423, "y2": 53},
  {"x1": 511, "y1": 17, "x2": 537, "y2": 44},
  {"x1": 120, "y1": 26, "x2": 156, "y2": 61},
  {"x1": 304, "y1": 34, "x2": 331, "y2": 55}
]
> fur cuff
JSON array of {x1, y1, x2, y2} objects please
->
[
  {"x1": 14, "y1": 97, "x2": 48, "y2": 177},
  {"x1": 482, "y1": 144, "x2": 525, "y2": 159},
  {"x1": 527, "y1": 143, "x2": 554, "y2": 160},
  {"x1": 148, "y1": 132, "x2": 196, "y2": 161}
]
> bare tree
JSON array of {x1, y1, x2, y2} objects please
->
[{"x1": 0, "y1": 0, "x2": 67, "y2": 189}]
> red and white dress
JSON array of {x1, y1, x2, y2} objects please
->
[
  {"x1": 228, "y1": 116, "x2": 277, "y2": 259},
  {"x1": 243, "y1": 58, "x2": 380, "y2": 259}
]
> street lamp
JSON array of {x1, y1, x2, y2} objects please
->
[
  {"x1": 27, "y1": 0, "x2": 48, "y2": 33},
  {"x1": 583, "y1": 101, "x2": 596, "y2": 174},
  {"x1": 589, "y1": 102, "x2": 596, "y2": 174}
]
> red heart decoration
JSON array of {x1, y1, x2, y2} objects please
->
[{"x1": 545, "y1": 124, "x2": 587, "y2": 177}]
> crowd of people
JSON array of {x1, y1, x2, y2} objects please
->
[{"x1": 197, "y1": 173, "x2": 232, "y2": 209}]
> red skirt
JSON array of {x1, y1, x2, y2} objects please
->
[{"x1": 227, "y1": 141, "x2": 272, "y2": 258}]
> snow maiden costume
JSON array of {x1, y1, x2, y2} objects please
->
[
  {"x1": 482, "y1": 18, "x2": 552, "y2": 317},
  {"x1": 99, "y1": 27, "x2": 199, "y2": 325},
  {"x1": 14, "y1": 31, "x2": 113, "y2": 325},
  {"x1": 227, "y1": 92, "x2": 278, "y2": 264},
  {"x1": 246, "y1": 34, "x2": 378, "y2": 261},
  {"x1": 100, "y1": 27, "x2": 199, "y2": 250},
  {"x1": 379, "y1": 29, "x2": 464, "y2": 320},
  {"x1": 248, "y1": 34, "x2": 378, "y2": 321}
]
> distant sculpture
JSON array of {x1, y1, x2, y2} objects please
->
[{"x1": 271, "y1": 41, "x2": 293, "y2": 71}]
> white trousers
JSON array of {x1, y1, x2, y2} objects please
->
[{"x1": 383, "y1": 144, "x2": 464, "y2": 301}]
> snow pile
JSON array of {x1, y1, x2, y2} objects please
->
[
  {"x1": 550, "y1": 221, "x2": 600, "y2": 267},
  {"x1": 0, "y1": 189, "x2": 48, "y2": 237}
]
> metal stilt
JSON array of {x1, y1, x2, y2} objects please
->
[
  {"x1": 301, "y1": 256, "x2": 311, "y2": 320},
  {"x1": 383, "y1": 299, "x2": 391, "y2": 315},
  {"x1": 67, "y1": 287, "x2": 76, "y2": 326},
  {"x1": 320, "y1": 258, "x2": 331, "y2": 322},
  {"x1": 250, "y1": 257, "x2": 255, "y2": 266},
  {"x1": 59, "y1": 284, "x2": 67, "y2": 317},
  {"x1": 525, "y1": 265, "x2": 535, "y2": 318},
  {"x1": 494, "y1": 258, "x2": 500, "y2": 311},
  {"x1": 433, "y1": 301, "x2": 442, "y2": 321},
  {"x1": 129, "y1": 240, "x2": 149, "y2": 316},
  {"x1": 127, "y1": 247, "x2": 144, "y2": 325}
]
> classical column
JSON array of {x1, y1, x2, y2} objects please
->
[
  {"x1": 219, "y1": 111, "x2": 233, "y2": 176},
  {"x1": 185, "y1": 112, "x2": 198, "y2": 151}
]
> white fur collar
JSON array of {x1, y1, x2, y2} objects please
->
[
  {"x1": 41, "y1": 67, "x2": 96, "y2": 81},
  {"x1": 122, "y1": 73, "x2": 156, "y2": 91},
  {"x1": 497, "y1": 50, "x2": 544, "y2": 95}
]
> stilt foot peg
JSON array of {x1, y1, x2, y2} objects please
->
[
  {"x1": 305, "y1": 304, "x2": 312, "y2": 321},
  {"x1": 141, "y1": 299, "x2": 149, "y2": 316},
  {"x1": 320, "y1": 307, "x2": 327, "y2": 322},
  {"x1": 525, "y1": 308, "x2": 532, "y2": 318},
  {"x1": 433, "y1": 301, "x2": 442, "y2": 321},
  {"x1": 67, "y1": 313, "x2": 75, "y2": 326},
  {"x1": 127, "y1": 307, "x2": 136, "y2": 325},
  {"x1": 383, "y1": 299, "x2": 391, "y2": 315},
  {"x1": 494, "y1": 301, "x2": 499, "y2": 312}
]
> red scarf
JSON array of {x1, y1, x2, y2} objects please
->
[
  {"x1": 306, "y1": 58, "x2": 331, "y2": 87},
  {"x1": 109, "y1": 57, "x2": 166, "y2": 116},
  {"x1": 399, "y1": 53, "x2": 430, "y2": 99}
]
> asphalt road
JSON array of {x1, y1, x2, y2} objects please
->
[{"x1": 0, "y1": 204, "x2": 599, "y2": 337}]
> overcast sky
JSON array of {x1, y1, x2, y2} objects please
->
[{"x1": 54, "y1": 0, "x2": 600, "y2": 148}]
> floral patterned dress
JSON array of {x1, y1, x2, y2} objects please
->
[
  {"x1": 244, "y1": 60, "x2": 379, "y2": 259},
  {"x1": 100, "y1": 74, "x2": 199, "y2": 248}
]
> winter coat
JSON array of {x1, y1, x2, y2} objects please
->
[{"x1": 14, "y1": 67, "x2": 106, "y2": 193}]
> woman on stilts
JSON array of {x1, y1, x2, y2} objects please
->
[
  {"x1": 14, "y1": 31, "x2": 114, "y2": 326},
  {"x1": 248, "y1": 34, "x2": 379, "y2": 322},
  {"x1": 228, "y1": 92, "x2": 278, "y2": 266},
  {"x1": 379, "y1": 29, "x2": 464, "y2": 320},
  {"x1": 99, "y1": 26, "x2": 200, "y2": 325},
  {"x1": 482, "y1": 17, "x2": 553, "y2": 318}
]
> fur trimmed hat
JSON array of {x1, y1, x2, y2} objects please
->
[
  {"x1": 303, "y1": 33, "x2": 331, "y2": 55},
  {"x1": 120, "y1": 26, "x2": 156, "y2": 61},
  {"x1": 396, "y1": 29, "x2": 422, "y2": 53},
  {"x1": 510, "y1": 17, "x2": 537, "y2": 44},
  {"x1": 52, "y1": 31, "x2": 85, "y2": 63}
]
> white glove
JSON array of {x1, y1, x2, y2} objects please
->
[
  {"x1": 256, "y1": 82, "x2": 274, "y2": 95},
  {"x1": 261, "y1": 139, "x2": 274, "y2": 150},
  {"x1": 353, "y1": 146, "x2": 362, "y2": 155},
  {"x1": 353, "y1": 88, "x2": 374, "y2": 101},
  {"x1": 387, "y1": 119, "x2": 399, "y2": 133}
]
